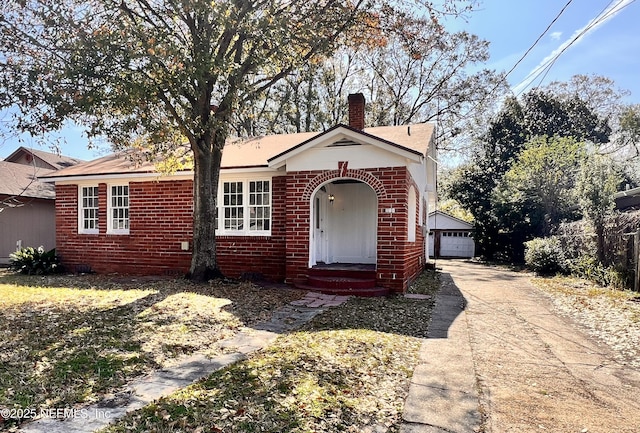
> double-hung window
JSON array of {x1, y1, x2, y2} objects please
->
[
  {"x1": 223, "y1": 181, "x2": 244, "y2": 230},
  {"x1": 108, "y1": 184, "x2": 130, "y2": 234},
  {"x1": 248, "y1": 180, "x2": 270, "y2": 231},
  {"x1": 78, "y1": 186, "x2": 99, "y2": 234},
  {"x1": 220, "y1": 179, "x2": 271, "y2": 235}
]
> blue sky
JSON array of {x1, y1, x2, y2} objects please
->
[
  {"x1": 1, "y1": 0, "x2": 639, "y2": 161},
  {"x1": 459, "y1": 0, "x2": 640, "y2": 101}
]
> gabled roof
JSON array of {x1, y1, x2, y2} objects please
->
[
  {"x1": 4, "y1": 146, "x2": 84, "y2": 170},
  {"x1": 428, "y1": 211, "x2": 474, "y2": 230},
  {"x1": 266, "y1": 124, "x2": 428, "y2": 169},
  {"x1": 0, "y1": 161, "x2": 55, "y2": 199},
  {"x1": 42, "y1": 122, "x2": 435, "y2": 180}
]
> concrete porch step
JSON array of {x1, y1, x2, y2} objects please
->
[{"x1": 308, "y1": 267, "x2": 376, "y2": 280}]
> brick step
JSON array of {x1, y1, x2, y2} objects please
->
[
  {"x1": 293, "y1": 281, "x2": 389, "y2": 297},
  {"x1": 308, "y1": 268, "x2": 376, "y2": 280},
  {"x1": 307, "y1": 275, "x2": 376, "y2": 290}
]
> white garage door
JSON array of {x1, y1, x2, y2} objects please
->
[{"x1": 440, "y1": 231, "x2": 475, "y2": 258}]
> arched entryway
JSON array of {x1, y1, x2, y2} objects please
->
[{"x1": 309, "y1": 179, "x2": 378, "y2": 267}]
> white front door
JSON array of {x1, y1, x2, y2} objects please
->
[
  {"x1": 328, "y1": 182, "x2": 377, "y2": 264},
  {"x1": 313, "y1": 190, "x2": 329, "y2": 264}
]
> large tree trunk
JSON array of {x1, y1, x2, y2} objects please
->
[{"x1": 189, "y1": 134, "x2": 224, "y2": 282}]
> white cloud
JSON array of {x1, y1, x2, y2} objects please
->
[
  {"x1": 550, "y1": 31, "x2": 562, "y2": 41},
  {"x1": 514, "y1": 0, "x2": 634, "y2": 95}
]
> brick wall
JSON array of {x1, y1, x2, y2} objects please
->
[
  {"x1": 55, "y1": 177, "x2": 287, "y2": 280},
  {"x1": 374, "y1": 167, "x2": 411, "y2": 293},
  {"x1": 286, "y1": 166, "x2": 425, "y2": 293},
  {"x1": 56, "y1": 181, "x2": 194, "y2": 275},
  {"x1": 55, "y1": 168, "x2": 425, "y2": 292},
  {"x1": 403, "y1": 178, "x2": 427, "y2": 291}
]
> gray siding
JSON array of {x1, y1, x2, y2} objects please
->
[{"x1": 0, "y1": 197, "x2": 55, "y2": 264}]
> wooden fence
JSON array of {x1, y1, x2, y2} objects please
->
[{"x1": 556, "y1": 211, "x2": 640, "y2": 290}]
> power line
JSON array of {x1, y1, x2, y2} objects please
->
[
  {"x1": 503, "y1": 0, "x2": 574, "y2": 81},
  {"x1": 515, "y1": 0, "x2": 637, "y2": 96},
  {"x1": 449, "y1": 0, "x2": 577, "y2": 130},
  {"x1": 453, "y1": 0, "x2": 634, "y2": 133}
]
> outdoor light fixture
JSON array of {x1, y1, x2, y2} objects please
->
[{"x1": 328, "y1": 194, "x2": 335, "y2": 203}]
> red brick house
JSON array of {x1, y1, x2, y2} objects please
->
[{"x1": 42, "y1": 94, "x2": 437, "y2": 294}]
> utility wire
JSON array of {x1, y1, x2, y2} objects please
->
[
  {"x1": 447, "y1": 0, "x2": 635, "y2": 142},
  {"x1": 515, "y1": 0, "x2": 637, "y2": 96},
  {"x1": 503, "y1": 0, "x2": 574, "y2": 80},
  {"x1": 448, "y1": 0, "x2": 576, "y2": 130}
]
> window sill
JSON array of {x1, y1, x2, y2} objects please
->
[{"x1": 216, "y1": 231, "x2": 271, "y2": 237}]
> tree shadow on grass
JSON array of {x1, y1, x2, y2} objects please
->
[
  {"x1": 0, "y1": 272, "x2": 304, "y2": 424},
  {"x1": 104, "y1": 329, "x2": 416, "y2": 433}
]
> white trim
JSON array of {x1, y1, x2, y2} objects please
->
[
  {"x1": 43, "y1": 166, "x2": 282, "y2": 184},
  {"x1": 216, "y1": 176, "x2": 273, "y2": 237},
  {"x1": 42, "y1": 171, "x2": 194, "y2": 183},
  {"x1": 614, "y1": 186, "x2": 640, "y2": 198},
  {"x1": 220, "y1": 167, "x2": 281, "y2": 174},
  {"x1": 77, "y1": 185, "x2": 99, "y2": 235},
  {"x1": 268, "y1": 126, "x2": 423, "y2": 169},
  {"x1": 408, "y1": 186, "x2": 417, "y2": 243},
  {"x1": 107, "y1": 183, "x2": 130, "y2": 235}
]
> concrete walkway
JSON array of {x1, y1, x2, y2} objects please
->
[
  {"x1": 29, "y1": 266, "x2": 619, "y2": 433},
  {"x1": 19, "y1": 293, "x2": 348, "y2": 433},
  {"x1": 436, "y1": 260, "x2": 640, "y2": 433},
  {"x1": 401, "y1": 271, "x2": 481, "y2": 433}
]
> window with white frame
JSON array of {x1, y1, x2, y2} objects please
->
[
  {"x1": 249, "y1": 180, "x2": 270, "y2": 231},
  {"x1": 108, "y1": 184, "x2": 130, "y2": 234},
  {"x1": 79, "y1": 185, "x2": 99, "y2": 234},
  {"x1": 220, "y1": 179, "x2": 271, "y2": 234},
  {"x1": 223, "y1": 181, "x2": 244, "y2": 230}
]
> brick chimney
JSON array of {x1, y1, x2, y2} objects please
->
[{"x1": 348, "y1": 93, "x2": 365, "y2": 130}]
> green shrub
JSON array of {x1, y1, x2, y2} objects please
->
[
  {"x1": 524, "y1": 237, "x2": 566, "y2": 275},
  {"x1": 567, "y1": 255, "x2": 631, "y2": 289},
  {"x1": 9, "y1": 246, "x2": 62, "y2": 275}
]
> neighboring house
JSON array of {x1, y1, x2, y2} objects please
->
[
  {"x1": 41, "y1": 94, "x2": 437, "y2": 294},
  {"x1": 428, "y1": 211, "x2": 475, "y2": 259},
  {"x1": 0, "y1": 147, "x2": 83, "y2": 264},
  {"x1": 615, "y1": 186, "x2": 640, "y2": 212}
]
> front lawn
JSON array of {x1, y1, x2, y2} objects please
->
[
  {"x1": 0, "y1": 271, "x2": 304, "y2": 419},
  {"x1": 0, "y1": 269, "x2": 439, "y2": 432},
  {"x1": 101, "y1": 271, "x2": 439, "y2": 433}
]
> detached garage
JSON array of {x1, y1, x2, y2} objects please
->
[{"x1": 428, "y1": 211, "x2": 475, "y2": 258}]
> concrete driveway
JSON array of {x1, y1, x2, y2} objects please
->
[{"x1": 437, "y1": 260, "x2": 640, "y2": 432}]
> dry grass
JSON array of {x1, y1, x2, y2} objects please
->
[
  {"x1": 1, "y1": 269, "x2": 440, "y2": 432},
  {"x1": 101, "y1": 270, "x2": 440, "y2": 433},
  {"x1": 0, "y1": 270, "x2": 304, "y2": 423},
  {"x1": 532, "y1": 275, "x2": 640, "y2": 367}
]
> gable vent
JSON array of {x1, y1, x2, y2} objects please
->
[{"x1": 328, "y1": 139, "x2": 360, "y2": 147}]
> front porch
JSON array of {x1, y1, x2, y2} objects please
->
[{"x1": 293, "y1": 263, "x2": 389, "y2": 297}]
